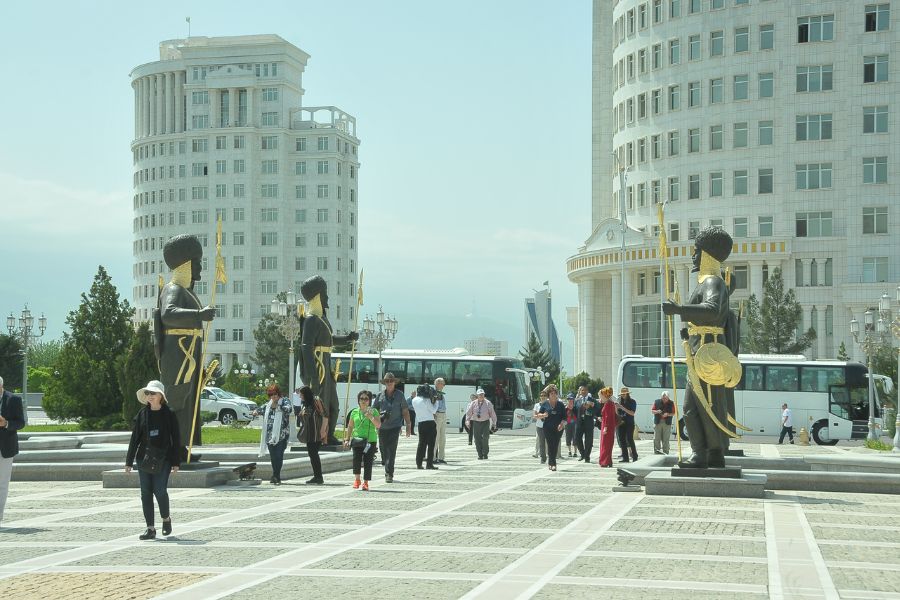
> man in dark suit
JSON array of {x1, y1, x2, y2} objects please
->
[{"x1": 0, "y1": 376, "x2": 26, "y2": 526}]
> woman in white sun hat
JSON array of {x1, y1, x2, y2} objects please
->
[{"x1": 125, "y1": 380, "x2": 181, "y2": 541}]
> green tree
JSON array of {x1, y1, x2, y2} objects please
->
[
  {"x1": 43, "y1": 266, "x2": 134, "y2": 427},
  {"x1": 519, "y1": 332, "x2": 561, "y2": 396},
  {"x1": 741, "y1": 267, "x2": 816, "y2": 355},
  {"x1": 117, "y1": 322, "x2": 159, "y2": 425},
  {"x1": 27, "y1": 339, "x2": 62, "y2": 368},
  {"x1": 563, "y1": 371, "x2": 606, "y2": 396},
  {"x1": 251, "y1": 318, "x2": 291, "y2": 390},
  {"x1": 26, "y1": 366, "x2": 54, "y2": 393},
  {"x1": 837, "y1": 341, "x2": 850, "y2": 361},
  {"x1": 0, "y1": 334, "x2": 24, "y2": 391}
]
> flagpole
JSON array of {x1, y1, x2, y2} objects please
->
[
  {"x1": 343, "y1": 270, "x2": 364, "y2": 427},
  {"x1": 187, "y1": 216, "x2": 227, "y2": 463}
]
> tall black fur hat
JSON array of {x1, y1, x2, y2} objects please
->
[
  {"x1": 694, "y1": 226, "x2": 733, "y2": 263},
  {"x1": 162, "y1": 234, "x2": 203, "y2": 269},
  {"x1": 300, "y1": 275, "x2": 326, "y2": 302}
]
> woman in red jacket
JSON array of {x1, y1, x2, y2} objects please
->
[{"x1": 597, "y1": 386, "x2": 617, "y2": 468}]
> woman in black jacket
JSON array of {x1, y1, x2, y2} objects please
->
[{"x1": 126, "y1": 380, "x2": 180, "y2": 540}]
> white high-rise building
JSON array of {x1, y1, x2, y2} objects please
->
[
  {"x1": 525, "y1": 289, "x2": 560, "y2": 362},
  {"x1": 463, "y1": 337, "x2": 510, "y2": 357},
  {"x1": 131, "y1": 35, "x2": 360, "y2": 370},
  {"x1": 568, "y1": 1, "x2": 899, "y2": 381}
]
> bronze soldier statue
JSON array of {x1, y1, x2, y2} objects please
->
[
  {"x1": 662, "y1": 226, "x2": 741, "y2": 469},
  {"x1": 154, "y1": 235, "x2": 215, "y2": 460},
  {"x1": 299, "y1": 276, "x2": 358, "y2": 445}
]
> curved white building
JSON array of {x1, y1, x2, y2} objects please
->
[
  {"x1": 131, "y1": 35, "x2": 360, "y2": 370},
  {"x1": 569, "y1": 0, "x2": 899, "y2": 380}
]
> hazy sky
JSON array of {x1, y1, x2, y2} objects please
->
[{"x1": 0, "y1": 1, "x2": 591, "y2": 371}]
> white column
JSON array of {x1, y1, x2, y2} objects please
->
[
  {"x1": 155, "y1": 74, "x2": 164, "y2": 135},
  {"x1": 175, "y1": 71, "x2": 184, "y2": 133},
  {"x1": 750, "y1": 261, "x2": 764, "y2": 300},
  {"x1": 228, "y1": 87, "x2": 237, "y2": 127},
  {"x1": 816, "y1": 305, "x2": 829, "y2": 359},
  {"x1": 802, "y1": 259, "x2": 813, "y2": 287},
  {"x1": 246, "y1": 87, "x2": 255, "y2": 127},
  {"x1": 211, "y1": 88, "x2": 220, "y2": 128},
  {"x1": 133, "y1": 81, "x2": 140, "y2": 138},
  {"x1": 148, "y1": 76, "x2": 155, "y2": 136},
  {"x1": 610, "y1": 272, "x2": 621, "y2": 383},
  {"x1": 579, "y1": 279, "x2": 597, "y2": 376},
  {"x1": 141, "y1": 77, "x2": 150, "y2": 137},
  {"x1": 622, "y1": 266, "x2": 632, "y2": 356},
  {"x1": 167, "y1": 72, "x2": 176, "y2": 134}
]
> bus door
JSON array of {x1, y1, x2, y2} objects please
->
[{"x1": 826, "y1": 384, "x2": 856, "y2": 440}]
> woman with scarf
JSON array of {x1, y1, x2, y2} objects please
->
[
  {"x1": 253, "y1": 384, "x2": 293, "y2": 484},
  {"x1": 597, "y1": 386, "x2": 617, "y2": 468}
]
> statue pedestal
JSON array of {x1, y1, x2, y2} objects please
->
[
  {"x1": 725, "y1": 449, "x2": 746, "y2": 457},
  {"x1": 645, "y1": 470, "x2": 766, "y2": 498},
  {"x1": 672, "y1": 466, "x2": 742, "y2": 479}
]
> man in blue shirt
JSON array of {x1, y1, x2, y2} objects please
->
[{"x1": 373, "y1": 373, "x2": 411, "y2": 483}]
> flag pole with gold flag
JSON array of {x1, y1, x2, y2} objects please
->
[
  {"x1": 657, "y1": 202, "x2": 683, "y2": 461},
  {"x1": 187, "y1": 216, "x2": 227, "y2": 463},
  {"x1": 343, "y1": 270, "x2": 364, "y2": 424}
]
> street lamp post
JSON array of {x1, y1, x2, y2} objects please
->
[
  {"x1": 850, "y1": 308, "x2": 888, "y2": 442},
  {"x1": 6, "y1": 305, "x2": 47, "y2": 406},
  {"x1": 361, "y1": 305, "x2": 398, "y2": 392},
  {"x1": 878, "y1": 287, "x2": 900, "y2": 452},
  {"x1": 232, "y1": 363, "x2": 256, "y2": 398},
  {"x1": 270, "y1": 292, "x2": 304, "y2": 400}
]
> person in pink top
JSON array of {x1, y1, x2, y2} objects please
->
[
  {"x1": 465, "y1": 389, "x2": 497, "y2": 460},
  {"x1": 597, "y1": 386, "x2": 617, "y2": 468}
]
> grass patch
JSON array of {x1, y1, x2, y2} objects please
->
[
  {"x1": 22, "y1": 424, "x2": 81, "y2": 432},
  {"x1": 200, "y1": 428, "x2": 261, "y2": 444},
  {"x1": 864, "y1": 438, "x2": 894, "y2": 452}
]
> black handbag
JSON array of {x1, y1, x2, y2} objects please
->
[
  {"x1": 137, "y1": 446, "x2": 167, "y2": 474},
  {"x1": 350, "y1": 437, "x2": 367, "y2": 449}
]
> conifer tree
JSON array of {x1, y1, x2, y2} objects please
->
[{"x1": 742, "y1": 267, "x2": 816, "y2": 355}]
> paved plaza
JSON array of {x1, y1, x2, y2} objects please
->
[{"x1": 1, "y1": 433, "x2": 899, "y2": 599}]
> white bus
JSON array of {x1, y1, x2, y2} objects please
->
[
  {"x1": 617, "y1": 354, "x2": 888, "y2": 445},
  {"x1": 298, "y1": 348, "x2": 535, "y2": 429}
]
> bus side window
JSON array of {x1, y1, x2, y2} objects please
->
[
  {"x1": 766, "y1": 366, "x2": 798, "y2": 392},
  {"x1": 742, "y1": 365, "x2": 763, "y2": 391},
  {"x1": 406, "y1": 360, "x2": 424, "y2": 384}
]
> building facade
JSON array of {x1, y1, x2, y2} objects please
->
[
  {"x1": 569, "y1": 1, "x2": 899, "y2": 382},
  {"x1": 131, "y1": 35, "x2": 360, "y2": 370},
  {"x1": 525, "y1": 288, "x2": 561, "y2": 362}
]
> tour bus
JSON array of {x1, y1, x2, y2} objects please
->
[
  {"x1": 298, "y1": 348, "x2": 534, "y2": 429},
  {"x1": 616, "y1": 354, "x2": 887, "y2": 445}
]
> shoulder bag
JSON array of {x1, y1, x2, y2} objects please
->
[
  {"x1": 349, "y1": 408, "x2": 369, "y2": 448},
  {"x1": 137, "y1": 446, "x2": 167, "y2": 474}
]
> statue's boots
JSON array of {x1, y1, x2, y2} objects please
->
[
  {"x1": 677, "y1": 452, "x2": 707, "y2": 469},
  {"x1": 707, "y1": 448, "x2": 726, "y2": 469}
]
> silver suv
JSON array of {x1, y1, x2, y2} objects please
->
[{"x1": 200, "y1": 387, "x2": 258, "y2": 425}]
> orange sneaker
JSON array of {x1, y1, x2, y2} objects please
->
[
  {"x1": 361, "y1": 481, "x2": 369, "y2": 491},
  {"x1": 352, "y1": 479, "x2": 361, "y2": 489}
]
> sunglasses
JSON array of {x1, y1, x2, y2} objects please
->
[{"x1": 143, "y1": 390, "x2": 160, "y2": 396}]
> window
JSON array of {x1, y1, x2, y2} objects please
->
[
  {"x1": 688, "y1": 81, "x2": 700, "y2": 107},
  {"x1": 638, "y1": 49, "x2": 647, "y2": 74},
  {"x1": 688, "y1": 128, "x2": 700, "y2": 152},
  {"x1": 651, "y1": 89, "x2": 661, "y2": 114},
  {"x1": 760, "y1": 24, "x2": 774, "y2": 49},
  {"x1": 215, "y1": 159, "x2": 226, "y2": 174},
  {"x1": 295, "y1": 185, "x2": 307, "y2": 199},
  {"x1": 296, "y1": 137, "x2": 307, "y2": 151},
  {"x1": 798, "y1": 15, "x2": 834, "y2": 42},
  {"x1": 233, "y1": 183, "x2": 245, "y2": 198},
  {"x1": 758, "y1": 121, "x2": 773, "y2": 145},
  {"x1": 863, "y1": 257, "x2": 889, "y2": 283},
  {"x1": 669, "y1": 85, "x2": 680, "y2": 110},
  {"x1": 669, "y1": 222, "x2": 680, "y2": 242},
  {"x1": 711, "y1": 0, "x2": 723, "y2": 8},
  {"x1": 668, "y1": 130, "x2": 679, "y2": 156},
  {"x1": 317, "y1": 160, "x2": 329, "y2": 175},
  {"x1": 232, "y1": 329, "x2": 244, "y2": 342},
  {"x1": 191, "y1": 186, "x2": 208, "y2": 200},
  {"x1": 758, "y1": 168, "x2": 774, "y2": 194},
  {"x1": 795, "y1": 211, "x2": 833, "y2": 237},
  {"x1": 866, "y1": 4, "x2": 890, "y2": 32},
  {"x1": 638, "y1": 182, "x2": 647, "y2": 206},
  {"x1": 734, "y1": 122, "x2": 748, "y2": 147},
  {"x1": 688, "y1": 174, "x2": 700, "y2": 199},
  {"x1": 316, "y1": 233, "x2": 328, "y2": 247},
  {"x1": 710, "y1": 31, "x2": 724, "y2": 56},
  {"x1": 689, "y1": 35, "x2": 701, "y2": 60},
  {"x1": 214, "y1": 329, "x2": 226, "y2": 342},
  {"x1": 710, "y1": 171, "x2": 723, "y2": 196},
  {"x1": 261, "y1": 159, "x2": 278, "y2": 174},
  {"x1": 863, "y1": 106, "x2": 888, "y2": 133},
  {"x1": 638, "y1": 138, "x2": 647, "y2": 162},
  {"x1": 797, "y1": 65, "x2": 833, "y2": 92},
  {"x1": 191, "y1": 91, "x2": 209, "y2": 105},
  {"x1": 669, "y1": 39, "x2": 680, "y2": 64},
  {"x1": 796, "y1": 114, "x2": 833, "y2": 141},
  {"x1": 759, "y1": 72, "x2": 774, "y2": 98},
  {"x1": 261, "y1": 112, "x2": 279, "y2": 126},
  {"x1": 260, "y1": 232, "x2": 278, "y2": 246},
  {"x1": 864, "y1": 55, "x2": 889, "y2": 83},
  {"x1": 215, "y1": 184, "x2": 226, "y2": 198},
  {"x1": 317, "y1": 184, "x2": 329, "y2": 198},
  {"x1": 668, "y1": 176, "x2": 680, "y2": 201},
  {"x1": 232, "y1": 305, "x2": 244, "y2": 319},
  {"x1": 651, "y1": 135, "x2": 661, "y2": 159},
  {"x1": 639, "y1": 3, "x2": 648, "y2": 28},
  {"x1": 260, "y1": 207, "x2": 279, "y2": 222},
  {"x1": 709, "y1": 78, "x2": 723, "y2": 104},
  {"x1": 295, "y1": 161, "x2": 308, "y2": 175},
  {"x1": 317, "y1": 136, "x2": 329, "y2": 151},
  {"x1": 191, "y1": 162, "x2": 208, "y2": 176},
  {"x1": 233, "y1": 207, "x2": 244, "y2": 221},
  {"x1": 317, "y1": 208, "x2": 329, "y2": 223},
  {"x1": 734, "y1": 27, "x2": 749, "y2": 52},
  {"x1": 710, "y1": 125, "x2": 723, "y2": 150},
  {"x1": 234, "y1": 135, "x2": 245, "y2": 149},
  {"x1": 234, "y1": 159, "x2": 245, "y2": 173},
  {"x1": 295, "y1": 209, "x2": 307, "y2": 223},
  {"x1": 295, "y1": 257, "x2": 307, "y2": 271},
  {"x1": 262, "y1": 87, "x2": 279, "y2": 101},
  {"x1": 689, "y1": 0, "x2": 700, "y2": 14},
  {"x1": 215, "y1": 136, "x2": 226, "y2": 150},
  {"x1": 689, "y1": 220, "x2": 700, "y2": 239},
  {"x1": 261, "y1": 135, "x2": 278, "y2": 150},
  {"x1": 795, "y1": 163, "x2": 833, "y2": 190},
  {"x1": 758, "y1": 215, "x2": 773, "y2": 237},
  {"x1": 863, "y1": 207, "x2": 888, "y2": 234},
  {"x1": 652, "y1": 180, "x2": 661, "y2": 204},
  {"x1": 192, "y1": 138, "x2": 208, "y2": 153},
  {"x1": 670, "y1": 0, "x2": 680, "y2": 18},
  {"x1": 653, "y1": 0, "x2": 663, "y2": 23},
  {"x1": 261, "y1": 256, "x2": 277, "y2": 270},
  {"x1": 637, "y1": 94, "x2": 647, "y2": 120},
  {"x1": 233, "y1": 256, "x2": 245, "y2": 270},
  {"x1": 232, "y1": 231, "x2": 245, "y2": 246},
  {"x1": 261, "y1": 183, "x2": 278, "y2": 198},
  {"x1": 317, "y1": 257, "x2": 328, "y2": 271},
  {"x1": 733, "y1": 74, "x2": 749, "y2": 100},
  {"x1": 863, "y1": 157, "x2": 888, "y2": 183},
  {"x1": 734, "y1": 170, "x2": 748, "y2": 195},
  {"x1": 191, "y1": 115, "x2": 209, "y2": 129}
]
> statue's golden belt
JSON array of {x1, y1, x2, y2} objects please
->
[
  {"x1": 167, "y1": 329, "x2": 203, "y2": 385},
  {"x1": 687, "y1": 325, "x2": 725, "y2": 337},
  {"x1": 313, "y1": 345, "x2": 333, "y2": 385},
  {"x1": 166, "y1": 328, "x2": 204, "y2": 336}
]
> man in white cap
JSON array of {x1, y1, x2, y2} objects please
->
[{"x1": 465, "y1": 389, "x2": 497, "y2": 460}]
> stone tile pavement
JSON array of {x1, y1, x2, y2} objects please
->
[{"x1": 1, "y1": 433, "x2": 899, "y2": 599}]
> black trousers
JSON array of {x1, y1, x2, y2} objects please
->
[
  {"x1": 352, "y1": 442, "x2": 377, "y2": 480},
  {"x1": 575, "y1": 418, "x2": 595, "y2": 460},
  {"x1": 545, "y1": 427, "x2": 562, "y2": 467},
  {"x1": 138, "y1": 462, "x2": 171, "y2": 527},
  {"x1": 306, "y1": 440, "x2": 323, "y2": 479},
  {"x1": 408, "y1": 409, "x2": 417, "y2": 434},
  {"x1": 416, "y1": 421, "x2": 437, "y2": 467},
  {"x1": 268, "y1": 437, "x2": 288, "y2": 479},
  {"x1": 617, "y1": 422, "x2": 637, "y2": 460},
  {"x1": 378, "y1": 426, "x2": 401, "y2": 475},
  {"x1": 779, "y1": 426, "x2": 794, "y2": 443}
]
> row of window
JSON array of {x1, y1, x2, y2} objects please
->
[
  {"x1": 132, "y1": 182, "x2": 356, "y2": 210},
  {"x1": 132, "y1": 206, "x2": 357, "y2": 235},
  {"x1": 133, "y1": 135, "x2": 358, "y2": 163},
  {"x1": 134, "y1": 159, "x2": 358, "y2": 187},
  {"x1": 190, "y1": 62, "x2": 279, "y2": 82}
]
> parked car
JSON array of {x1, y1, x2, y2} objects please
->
[{"x1": 200, "y1": 387, "x2": 258, "y2": 425}]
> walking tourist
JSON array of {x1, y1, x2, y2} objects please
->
[
  {"x1": 297, "y1": 386, "x2": 328, "y2": 484},
  {"x1": 433, "y1": 378, "x2": 448, "y2": 464},
  {"x1": 779, "y1": 403, "x2": 794, "y2": 444},
  {"x1": 652, "y1": 391, "x2": 675, "y2": 455},
  {"x1": 466, "y1": 388, "x2": 497, "y2": 459},
  {"x1": 597, "y1": 386, "x2": 616, "y2": 468},
  {"x1": 253, "y1": 385, "x2": 293, "y2": 485},
  {"x1": 373, "y1": 372, "x2": 411, "y2": 483},
  {"x1": 537, "y1": 385, "x2": 566, "y2": 472},
  {"x1": 574, "y1": 385, "x2": 598, "y2": 462},
  {"x1": 532, "y1": 389, "x2": 547, "y2": 462},
  {"x1": 125, "y1": 380, "x2": 180, "y2": 540},
  {"x1": 406, "y1": 387, "x2": 418, "y2": 436},
  {"x1": 463, "y1": 393, "x2": 477, "y2": 445},
  {"x1": 343, "y1": 390, "x2": 381, "y2": 490},
  {"x1": 412, "y1": 384, "x2": 440, "y2": 469},
  {"x1": 0, "y1": 376, "x2": 25, "y2": 527},
  {"x1": 564, "y1": 393, "x2": 578, "y2": 457},
  {"x1": 616, "y1": 387, "x2": 638, "y2": 463}
]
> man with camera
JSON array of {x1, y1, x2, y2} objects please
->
[{"x1": 373, "y1": 372, "x2": 411, "y2": 483}]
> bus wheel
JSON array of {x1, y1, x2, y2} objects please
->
[
  {"x1": 678, "y1": 419, "x2": 689, "y2": 442},
  {"x1": 812, "y1": 419, "x2": 839, "y2": 446}
]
